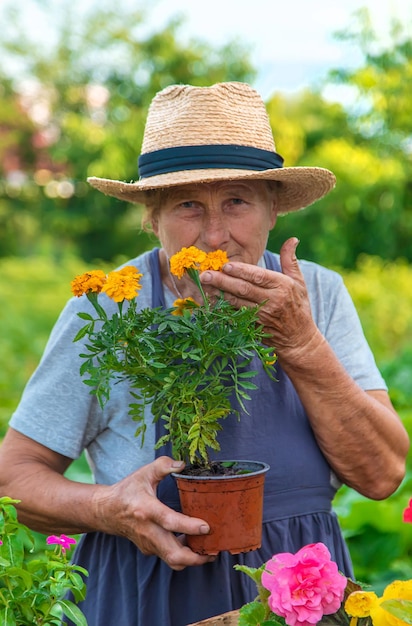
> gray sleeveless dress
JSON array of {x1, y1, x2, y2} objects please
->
[{"x1": 67, "y1": 249, "x2": 353, "y2": 626}]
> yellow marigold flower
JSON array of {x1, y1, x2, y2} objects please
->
[
  {"x1": 101, "y1": 266, "x2": 143, "y2": 303},
  {"x1": 71, "y1": 270, "x2": 107, "y2": 297},
  {"x1": 200, "y1": 250, "x2": 229, "y2": 272},
  {"x1": 172, "y1": 297, "x2": 199, "y2": 316},
  {"x1": 345, "y1": 591, "x2": 378, "y2": 617},
  {"x1": 370, "y1": 580, "x2": 412, "y2": 626},
  {"x1": 170, "y1": 246, "x2": 207, "y2": 279},
  {"x1": 265, "y1": 353, "x2": 277, "y2": 366}
]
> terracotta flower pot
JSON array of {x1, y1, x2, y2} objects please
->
[
  {"x1": 186, "y1": 609, "x2": 240, "y2": 626},
  {"x1": 173, "y1": 460, "x2": 269, "y2": 555}
]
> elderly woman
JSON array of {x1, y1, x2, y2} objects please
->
[{"x1": 0, "y1": 82, "x2": 408, "y2": 626}]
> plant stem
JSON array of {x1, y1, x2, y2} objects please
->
[{"x1": 187, "y1": 269, "x2": 209, "y2": 309}]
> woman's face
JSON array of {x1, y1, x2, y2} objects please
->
[{"x1": 151, "y1": 179, "x2": 277, "y2": 266}]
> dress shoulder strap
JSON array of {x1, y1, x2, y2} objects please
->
[
  {"x1": 148, "y1": 247, "x2": 166, "y2": 309},
  {"x1": 263, "y1": 250, "x2": 281, "y2": 272}
]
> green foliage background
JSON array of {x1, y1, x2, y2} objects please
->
[
  {"x1": 1, "y1": 252, "x2": 412, "y2": 589},
  {"x1": 1, "y1": 3, "x2": 412, "y2": 267},
  {"x1": 0, "y1": 0, "x2": 412, "y2": 592}
]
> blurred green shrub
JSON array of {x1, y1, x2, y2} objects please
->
[
  {"x1": 0, "y1": 255, "x2": 90, "y2": 433},
  {"x1": 1, "y1": 252, "x2": 412, "y2": 586},
  {"x1": 334, "y1": 256, "x2": 412, "y2": 587},
  {"x1": 341, "y1": 254, "x2": 412, "y2": 365}
]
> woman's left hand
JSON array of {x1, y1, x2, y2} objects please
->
[
  {"x1": 201, "y1": 236, "x2": 409, "y2": 500},
  {"x1": 200, "y1": 237, "x2": 319, "y2": 360}
]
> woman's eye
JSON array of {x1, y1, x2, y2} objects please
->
[
  {"x1": 174, "y1": 201, "x2": 203, "y2": 217},
  {"x1": 226, "y1": 197, "x2": 248, "y2": 209}
]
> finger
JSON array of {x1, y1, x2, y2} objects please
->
[
  {"x1": 150, "y1": 497, "x2": 211, "y2": 538},
  {"x1": 149, "y1": 455, "x2": 186, "y2": 483},
  {"x1": 176, "y1": 534, "x2": 217, "y2": 562},
  {"x1": 141, "y1": 458, "x2": 211, "y2": 535},
  {"x1": 138, "y1": 523, "x2": 213, "y2": 570},
  {"x1": 201, "y1": 262, "x2": 275, "y2": 290},
  {"x1": 279, "y1": 237, "x2": 302, "y2": 280},
  {"x1": 200, "y1": 264, "x2": 277, "y2": 308}
]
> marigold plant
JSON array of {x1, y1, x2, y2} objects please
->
[{"x1": 71, "y1": 247, "x2": 277, "y2": 468}]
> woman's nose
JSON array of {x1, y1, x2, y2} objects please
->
[{"x1": 200, "y1": 215, "x2": 230, "y2": 249}]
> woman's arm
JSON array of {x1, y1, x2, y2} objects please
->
[
  {"x1": 0, "y1": 428, "x2": 212, "y2": 570},
  {"x1": 200, "y1": 237, "x2": 409, "y2": 499},
  {"x1": 278, "y1": 333, "x2": 408, "y2": 499}
]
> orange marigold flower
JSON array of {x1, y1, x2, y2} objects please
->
[
  {"x1": 71, "y1": 270, "x2": 107, "y2": 297},
  {"x1": 345, "y1": 591, "x2": 378, "y2": 618},
  {"x1": 117, "y1": 266, "x2": 141, "y2": 277},
  {"x1": 170, "y1": 246, "x2": 207, "y2": 279},
  {"x1": 172, "y1": 297, "x2": 199, "y2": 316},
  {"x1": 101, "y1": 266, "x2": 143, "y2": 302},
  {"x1": 200, "y1": 250, "x2": 229, "y2": 272}
]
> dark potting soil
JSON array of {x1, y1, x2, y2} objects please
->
[{"x1": 181, "y1": 461, "x2": 248, "y2": 477}]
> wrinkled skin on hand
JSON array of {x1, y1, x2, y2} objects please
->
[
  {"x1": 93, "y1": 456, "x2": 216, "y2": 571},
  {"x1": 0, "y1": 428, "x2": 214, "y2": 572},
  {"x1": 200, "y1": 237, "x2": 319, "y2": 362}
]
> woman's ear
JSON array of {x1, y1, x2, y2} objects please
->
[
  {"x1": 266, "y1": 181, "x2": 278, "y2": 230},
  {"x1": 269, "y1": 198, "x2": 278, "y2": 230},
  {"x1": 151, "y1": 216, "x2": 159, "y2": 237}
]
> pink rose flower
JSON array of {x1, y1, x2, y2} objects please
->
[
  {"x1": 403, "y1": 498, "x2": 412, "y2": 523},
  {"x1": 261, "y1": 542, "x2": 347, "y2": 626}
]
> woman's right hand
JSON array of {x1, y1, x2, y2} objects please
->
[
  {"x1": 94, "y1": 456, "x2": 214, "y2": 570},
  {"x1": 0, "y1": 430, "x2": 213, "y2": 571}
]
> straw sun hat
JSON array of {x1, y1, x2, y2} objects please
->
[{"x1": 87, "y1": 82, "x2": 336, "y2": 213}]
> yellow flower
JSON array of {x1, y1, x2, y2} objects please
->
[
  {"x1": 101, "y1": 266, "x2": 143, "y2": 303},
  {"x1": 172, "y1": 297, "x2": 199, "y2": 316},
  {"x1": 170, "y1": 246, "x2": 208, "y2": 279},
  {"x1": 370, "y1": 580, "x2": 412, "y2": 626},
  {"x1": 200, "y1": 250, "x2": 229, "y2": 272},
  {"x1": 265, "y1": 353, "x2": 277, "y2": 366},
  {"x1": 345, "y1": 590, "x2": 378, "y2": 617},
  {"x1": 71, "y1": 270, "x2": 107, "y2": 297}
]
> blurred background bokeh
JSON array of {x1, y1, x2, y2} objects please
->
[{"x1": 1, "y1": 0, "x2": 412, "y2": 590}]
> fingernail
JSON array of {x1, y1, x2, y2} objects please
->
[
  {"x1": 293, "y1": 238, "x2": 300, "y2": 259},
  {"x1": 200, "y1": 524, "x2": 210, "y2": 534},
  {"x1": 200, "y1": 271, "x2": 212, "y2": 283},
  {"x1": 223, "y1": 263, "x2": 233, "y2": 273},
  {"x1": 171, "y1": 460, "x2": 185, "y2": 469}
]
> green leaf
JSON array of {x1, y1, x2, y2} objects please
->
[
  {"x1": 238, "y1": 602, "x2": 265, "y2": 626},
  {"x1": 381, "y1": 599, "x2": 412, "y2": 623},
  {"x1": 0, "y1": 608, "x2": 18, "y2": 626},
  {"x1": 0, "y1": 497, "x2": 21, "y2": 507},
  {"x1": 73, "y1": 325, "x2": 92, "y2": 342},
  {"x1": 53, "y1": 599, "x2": 88, "y2": 626},
  {"x1": 238, "y1": 380, "x2": 258, "y2": 390},
  {"x1": 234, "y1": 563, "x2": 265, "y2": 584},
  {"x1": 77, "y1": 312, "x2": 94, "y2": 321},
  {"x1": 237, "y1": 370, "x2": 258, "y2": 378},
  {"x1": 4, "y1": 565, "x2": 34, "y2": 589}
]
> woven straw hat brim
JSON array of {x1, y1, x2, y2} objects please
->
[{"x1": 87, "y1": 166, "x2": 336, "y2": 214}]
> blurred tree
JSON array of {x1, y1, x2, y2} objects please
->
[
  {"x1": 0, "y1": 0, "x2": 255, "y2": 261},
  {"x1": 1, "y1": 4, "x2": 412, "y2": 267},
  {"x1": 268, "y1": 9, "x2": 412, "y2": 267}
]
